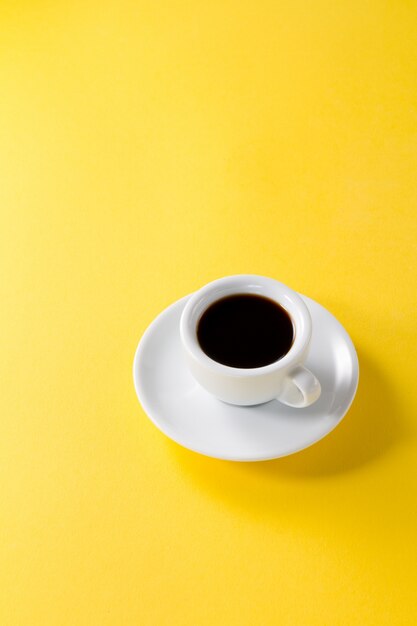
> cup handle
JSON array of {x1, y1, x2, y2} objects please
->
[{"x1": 278, "y1": 365, "x2": 321, "y2": 408}]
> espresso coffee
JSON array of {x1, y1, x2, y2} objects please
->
[{"x1": 197, "y1": 294, "x2": 294, "y2": 368}]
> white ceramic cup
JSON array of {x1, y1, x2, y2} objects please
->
[{"x1": 180, "y1": 275, "x2": 321, "y2": 407}]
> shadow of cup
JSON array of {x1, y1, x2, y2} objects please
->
[
  {"x1": 168, "y1": 350, "x2": 405, "y2": 506},
  {"x1": 254, "y1": 350, "x2": 404, "y2": 477}
]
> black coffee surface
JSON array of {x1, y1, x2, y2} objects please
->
[{"x1": 197, "y1": 294, "x2": 294, "y2": 368}]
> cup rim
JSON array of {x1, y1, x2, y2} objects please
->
[{"x1": 180, "y1": 274, "x2": 312, "y2": 378}]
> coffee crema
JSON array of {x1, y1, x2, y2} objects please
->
[{"x1": 197, "y1": 294, "x2": 294, "y2": 369}]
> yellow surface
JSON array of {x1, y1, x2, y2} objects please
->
[{"x1": 1, "y1": 1, "x2": 417, "y2": 624}]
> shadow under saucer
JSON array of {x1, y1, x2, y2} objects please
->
[{"x1": 169, "y1": 351, "x2": 405, "y2": 481}]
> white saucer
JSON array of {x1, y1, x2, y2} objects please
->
[{"x1": 133, "y1": 294, "x2": 359, "y2": 461}]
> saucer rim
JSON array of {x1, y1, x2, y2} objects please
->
[{"x1": 133, "y1": 294, "x2": 359, "y2": 462}]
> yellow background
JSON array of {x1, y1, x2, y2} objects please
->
[{"x1": 1, "y1": 1, "x2": 417, "y2": 624}]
